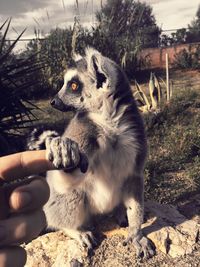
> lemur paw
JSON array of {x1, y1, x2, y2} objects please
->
[
  {"x1": 123, "y1": 235, "x2": 155, "y2": 259},
  {"x1": 77, "y1": 231, "x2": 98, "y2": 252},
  {"x1": 70, "y1": 259, "x2": 83, "y2": 267},
  {"x1": 46, "y1": 136, "x2": 81, "y2": 170}
]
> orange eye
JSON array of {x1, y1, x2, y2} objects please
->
[{"x1": 71, "y1": 82, "x2": 79, "y2": 91}]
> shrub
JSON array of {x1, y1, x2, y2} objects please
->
[
  {"x1": 174, "y1": 45, "x2": 200, "y2": 69},
  {"x1": 0, "y1": 19, "x2": 39, "y2": 155}
]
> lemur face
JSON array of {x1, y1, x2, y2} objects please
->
[
  {"x1": 50, "y1": 48, "x2": 128, "y2": 114},
  {"x1": 50, "y1": 68, "x2": 85, "y2": 112}
]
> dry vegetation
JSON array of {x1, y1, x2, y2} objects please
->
[{"x1": 145, "y1": 87, "x2": 200, "y2": 204}]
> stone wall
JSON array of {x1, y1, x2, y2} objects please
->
[{"x1": 139, "y1": 43, "x2": 200, "y2": 69}]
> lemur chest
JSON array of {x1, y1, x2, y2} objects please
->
[{"x1": 87, "y1": 172, "x2": 121, "y2": 214}]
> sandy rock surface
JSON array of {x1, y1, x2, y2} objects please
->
[
  {"x1": 143, "y1": 201, "x2": 199, "y2": 258},
  {"x1": 24, "y1": 199, "x2": 200, "y2": 267}
]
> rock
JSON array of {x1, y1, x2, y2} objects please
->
[
  {"x1": 142, "y1": 201, "x2": 199, "y2": 258},
  {"x1": 24, "y1": 232, "x2": 85, "y2": 267},
  {"x1": 24, "y1": 200, "x2": 200, "y2": 266}
]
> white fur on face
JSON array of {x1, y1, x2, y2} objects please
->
[
  {"x1": 58, "y1": 69, "x2": 80, "y2": 102},
  {"x1": 63, "y1": 69, "x2": 78, "y2": 87}
]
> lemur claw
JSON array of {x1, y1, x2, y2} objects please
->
[
  {"x1": 123, "y1": 235, "x2": 155, "y2": 259},
  {"x1": 78, "y1": 231, "x2": 97, "y2": 251},
  {"x1": 70, "y1": 259, "x2": 83, "y2": 267}
]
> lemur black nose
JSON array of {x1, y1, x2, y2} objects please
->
[{"x1": 50, "y1": 96, "x2": 66, "y2": 111}]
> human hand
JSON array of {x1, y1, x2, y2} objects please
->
[{"x1": 0, "y1": 150, "x2": 55, "y2": 267}]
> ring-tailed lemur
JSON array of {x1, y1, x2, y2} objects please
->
[{"x1": 28, "y1": 48, "x2": 155, "y2": 260}]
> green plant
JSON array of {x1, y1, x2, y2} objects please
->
[
  {"x1": 0, "y1": 19, "x2": 40, "y2": 155},
  {"x1": 173, "y1": 45, "x2": 200, "y2": 69},
  {"x1": 145, "y1": 89, "x2": 200, "y2": 203},
  {"x1": 24, "y1": 27, "x2": 74, "y2": 95},
  {"x1": 94, "y1": 0, "x2": 161, "y2": 75}
]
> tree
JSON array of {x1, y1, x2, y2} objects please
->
[
  {"x1": 96, "y1": 0, "x2": 160, "y2": 47},
  {"x1": 93, "y1": 0, "x2": 161, "y2": 74},
  {"x1": 22, "y1": 0, "x2": 160, "y2": 82},
  {"x1": 186, "y1": 5, "x2": 200, "y2": 43},
  {"x1": 22, "y1": 27, "x2": 74, "y2": 96},
  {"x1": 160, "y1": 5, "x2": 200, "y2": 46},
  {"x1": 160, "y1": 28, "x2": 187, "y2": 47}
]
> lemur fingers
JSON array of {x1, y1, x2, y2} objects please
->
[{"x1": 45, "y1": 136, "x2": 80, "y2": 170}]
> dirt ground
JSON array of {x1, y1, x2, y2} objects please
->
[
  {"x1": 86, "y1": 236, "x2": 200, "y2": 267},
  {"x1": 84, "y1": 195, "x2": 200, "y2": 267}
]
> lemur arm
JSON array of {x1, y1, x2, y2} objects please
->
[{"x1": 45, "y1": 114, "x2": 99, "y2": 191}]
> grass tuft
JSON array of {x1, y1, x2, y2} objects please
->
[{"x1": 145, "y1": 88, "x2": 200, "y2": 203}]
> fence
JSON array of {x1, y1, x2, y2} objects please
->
[{"x1": 139, "y1": 42, "x2": 200, "y2": 69}]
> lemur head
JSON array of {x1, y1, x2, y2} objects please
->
[{"x1": 51, "y1": 48, "x2": 131, "y2": 114}]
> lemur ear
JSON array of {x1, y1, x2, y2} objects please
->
[{"x1": 91, "y1": 55, "x2": 107, "y2": 89}]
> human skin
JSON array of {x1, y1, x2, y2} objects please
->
[{"x1": 0, "y1": 150, "x2": 55, "y2": 267}]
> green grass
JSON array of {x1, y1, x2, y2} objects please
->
[{"x1": 145, "y1": 89, "x2": 200, "y2": 204}]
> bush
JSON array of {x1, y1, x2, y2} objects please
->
[
  {"x1": 22, "y1": 27, "x2": 74, "y2": 97},
  {"x1": 174, "y1": 45, "x2": 200, "y2": 69},
  {"x1": 0, "y1": 19, "x2": 39, "y2": 155}
]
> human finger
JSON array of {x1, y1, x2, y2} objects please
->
[
  {"x1": 0, "y1": 209, "x2": 46, "y2": 246},
  {"x1": 0, "y1": 177, "x2": 41, "y2": 220},
  {"x1": 0, "y1": 246, "x2": 26, "y2": 267},
  {"x1": 0, "y1": 150, "x2": 55, "y2": 181},
  {"x1": 9, "y1": 178, "x2": 50, "y2": 212}
]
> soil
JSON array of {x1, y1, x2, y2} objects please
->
[
  {"x1": 86, "y1": 236, "x2": 200, "y2": 267},
  {"x1": 85, "y1": 193, "x2": 200, "y2": 267}
]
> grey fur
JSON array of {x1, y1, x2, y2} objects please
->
[{"x1": 35, "y1": 48, "x2": 155, "y2": 259}]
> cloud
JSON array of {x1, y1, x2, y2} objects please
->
[
  {"x1": 0, "y1": 0, "x2": 101, "y2": 51},
  {"x1": 0, "y1": 0, "x2": 50, "y2": 16},
  {"x1": 1, "y1": 0, "x2": 200, "y2": 51},
  {"x1": 145, "y1": 0, "x2": 199, "y2": 29},
  {"x1": 0, "y1": 1, "x2": 100, "y2": 38}
]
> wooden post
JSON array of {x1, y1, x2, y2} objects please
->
[
  {"x1": 170, "y1": 80, "x2": 173, "y2": 98},
  {"x1": 166, "y1": 53, "x2": 170, "y2": 102}
]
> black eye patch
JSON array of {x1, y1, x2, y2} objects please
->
[{"x1": 67, "y1": 76, "x2": 82, "y2": 94}]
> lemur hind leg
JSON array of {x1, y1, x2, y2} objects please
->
[
  {"x1": 44, "y1": 187, "x2": 96, "y2": 250},
  {"x1": 44, "y1": 136, "x2": 96, "y2": 252},
  {"x1": 44, "y1": 188, "x2": 96, "y2": 267},
  {"x1": 123, "y1": 175, "x2": 155, "y2": 259}
]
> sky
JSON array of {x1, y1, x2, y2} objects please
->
[{"x1": 0, "y1": 0, "x2": 199, "y2": 51}]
